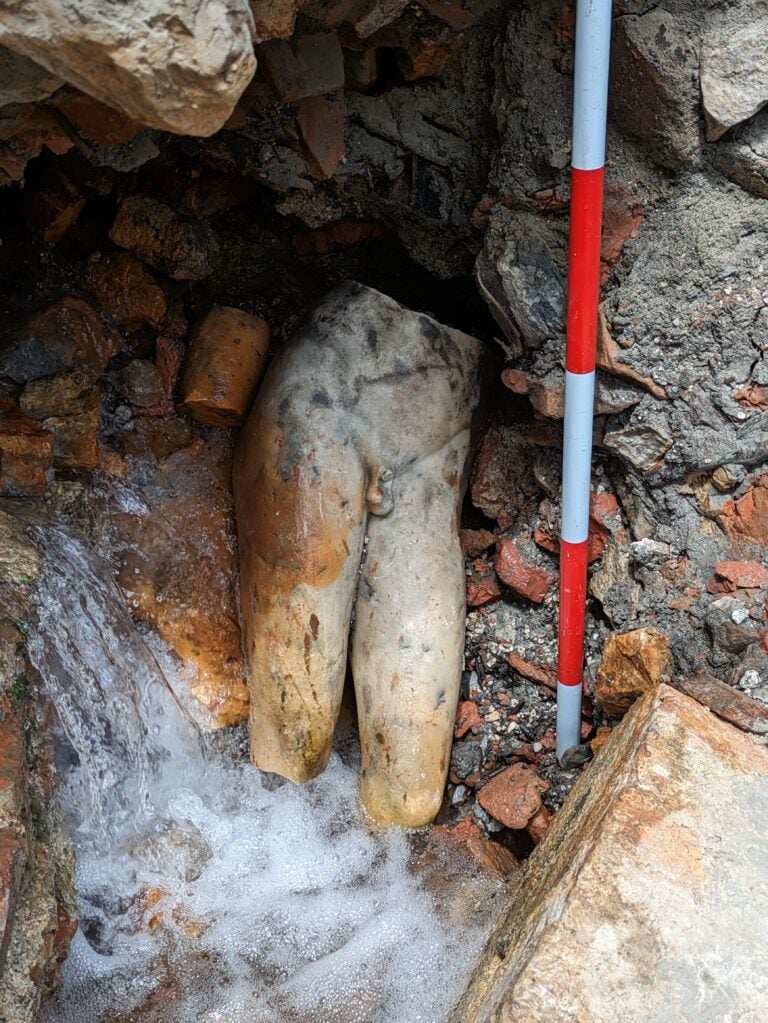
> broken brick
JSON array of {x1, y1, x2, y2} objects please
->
[
  {"x1": 296, "y1": 91, "x2": 347, "y2": 179},
  {"x1": 459, "y1": 528, "x2": 496, "y2": 558},
  {"x1": 505, "y1": 650, "x2": 556, "y2": 691},
  {"x1": 678, "y1": 675, "x2": 768, "y2": 736},
  {"x1": 718, "y1": 474, "x2": 768, "y2": 550},
  {"x1": 494, "y1": 539, "x2": 553, "y2": 604},
  {"x1": 454, "y1": 700, "x2": 482, "y2": 739},
  {"x1": 466, "y1": 560, "x2": 501, "y2": 608},
  {"x1": 707, "y1": 560, "x2": 768, "y2": 594},
  {"x1": 477, "y1": 763, "x2": 549, "y2": 831}
]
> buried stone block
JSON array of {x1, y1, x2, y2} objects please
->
[
  {"x1": 453, "y1": 685, "x2": 768, "y2": 1022},
  {"x1": 233, "y1": 283, "x2": 485, "y2": 827}
]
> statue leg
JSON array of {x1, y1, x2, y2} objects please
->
[
  {"x1": 350, "y1": 432, "x2": 470, "y2": 827},
  {"x1": 234, "y1": 409, "x2": 367, "y2": 782}
]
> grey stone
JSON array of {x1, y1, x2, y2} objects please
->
[
  {"x1": 611, "y1": 8, "x2": 701, "y2": 169},
  {"x1": 603, "y1": 423, "x2": 673, "y2": 472},
  {"x1": 701, "y1": 4, "x2": 768, "y2": 141},
  {"x1": 475, "y1": 208, "x2": 567, "y2": 350},
  {"x1": 712, "y1": 106, "x2": 768, "y2": 198}
]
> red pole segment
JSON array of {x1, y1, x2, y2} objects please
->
[{"x1": 556, "y1": 0, "x2": 613, "y2": 761}]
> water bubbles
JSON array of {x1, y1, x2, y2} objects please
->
[{"x1": 32, "y1": 526, "x2": 500, "y2": 1023}]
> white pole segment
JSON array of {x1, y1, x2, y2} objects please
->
[
  {"x1": 560, "y1": 369, "x2": 595, "y2": 546},
  {"x1": 571, "y1": 0, "x2": 613, "y2": 171}
]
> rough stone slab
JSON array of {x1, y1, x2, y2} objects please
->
[
  {"x1": 678, "y1": 675, "x2": 768, "y2": 736},
  {"x1": 453, "y1": 685, "x2": 768, "y2": 1023}
]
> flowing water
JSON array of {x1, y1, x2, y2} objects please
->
[{"x1": 30, "y1": 526, "x2": 501, "y2": 1023}]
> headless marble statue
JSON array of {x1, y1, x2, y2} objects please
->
[{"x1": 233, "y1": 283, "x2": 486, "y2": 827}]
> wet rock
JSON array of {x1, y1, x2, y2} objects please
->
[
  {"x1": 594, "y1": 627, "x2": 672, "y2": 718},
  {"x1": 85, "y1": 251, "x2": 167, "y2": 332},
  {"x1": 180, "y1": 306, "x2": 270, "y2": 427},
  {"x1": 110, "y1": 360, "x2": 165, "y2": 409},
  {"x1": 0, "y1": 0, "x2": 256, "y2": 137},
  {"x1": 0, "y1": 411, "x2": 55, "y2": 496},
  {"x1": 129, "y1": 819, "x2": 212, "y2": 883},
  {"x1": 610, "y1": 8, "x2": 700, "y2": 169},
  {"x1": 114, "y1": 417, "x2": 194, "y2": 462},
  {"x1": 0, "y1": 298, "x2": 119, "y2": 384},
  {"x1": 453, "y1": 685, "x2": 768, "y2": 1023},
  {"x1": 494, "y1": 539, "x2": 552, "y2": 604},
  {"x1": 449, "y1": 737, "x2": 484, "y2": 786},
  {"x1": 110, "y1": 196, "x2": 220, "y2": 281},
  {"x1": 678, "y1": 674, "x2": 768, "y2": 737},
  {"x1": 477, "y1": 763, "x2": 549, "y2": 842},
  {"x1": 701, "y1": 5, "x2": 768, "y2": 141},
  {"x1": 20, "y1": 371, "x2": 101, "y2": 471},
  {"x1": 102, "y1": 434, "x2": 248, "y2": 728}
]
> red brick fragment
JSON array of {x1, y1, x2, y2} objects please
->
[
  {"x1": 466, "y1": 561, "x2": 501, "y2": 608},
  {"x1": 505, "y1": 650, "x2": 557, "y2": 691},
  {"x1": 460, "y1": 528, "x2": 496, "y2": 558},
  {"x1": 465, "y1": 836, "x2": 520, "y2": 877},
  {"x1": 707, "y1": 560, "x2": 768, "y2": 594},
  {"x1": 454, "y1": 700, "x2": 482, "y2": 739},
  {"x1": 501, "y1": 368, "x2": 529, "y2": 394},
  {"x1": 718, "y1": 474, "x2": 768, "y2": 549},
  {"x1": 477, "y1": 763, "x2": 548, "y2": 831},
  {"x1": 495, "y1": 540, "x2": 553, "y2": 604}
]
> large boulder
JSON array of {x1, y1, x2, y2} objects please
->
[
  {"x1": 453, "y1": 685, "x2": 768, "y2": 1022},
  {"x1": 0, "y1": 0, "x2": 256, "y2": 136}
]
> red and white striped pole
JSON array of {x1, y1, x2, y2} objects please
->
[{"x1": 556, "y1": 0, "x2": 613, "y2": 761}]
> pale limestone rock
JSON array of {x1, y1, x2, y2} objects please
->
[
  {"x1": 453, "y1": 685, "x2": 768, "y2": 1023},
  {"x1": 0, "y1": 0, "x2": 256, "y2": 137},
  {"x1": 701, "y1": 5, "x2": 768, "y2": 141}
]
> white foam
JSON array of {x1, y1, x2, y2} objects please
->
[{"x1": 31, "y1": 527, "x2": 501, "y2": 1023}]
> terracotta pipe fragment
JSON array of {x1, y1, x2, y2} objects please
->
[
  {"x1": 234, "y1": 283, "x2": 486, "y2": 826},
  {"x1": 180, "y1": 305, "x2": 269, "y2": 427}
]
